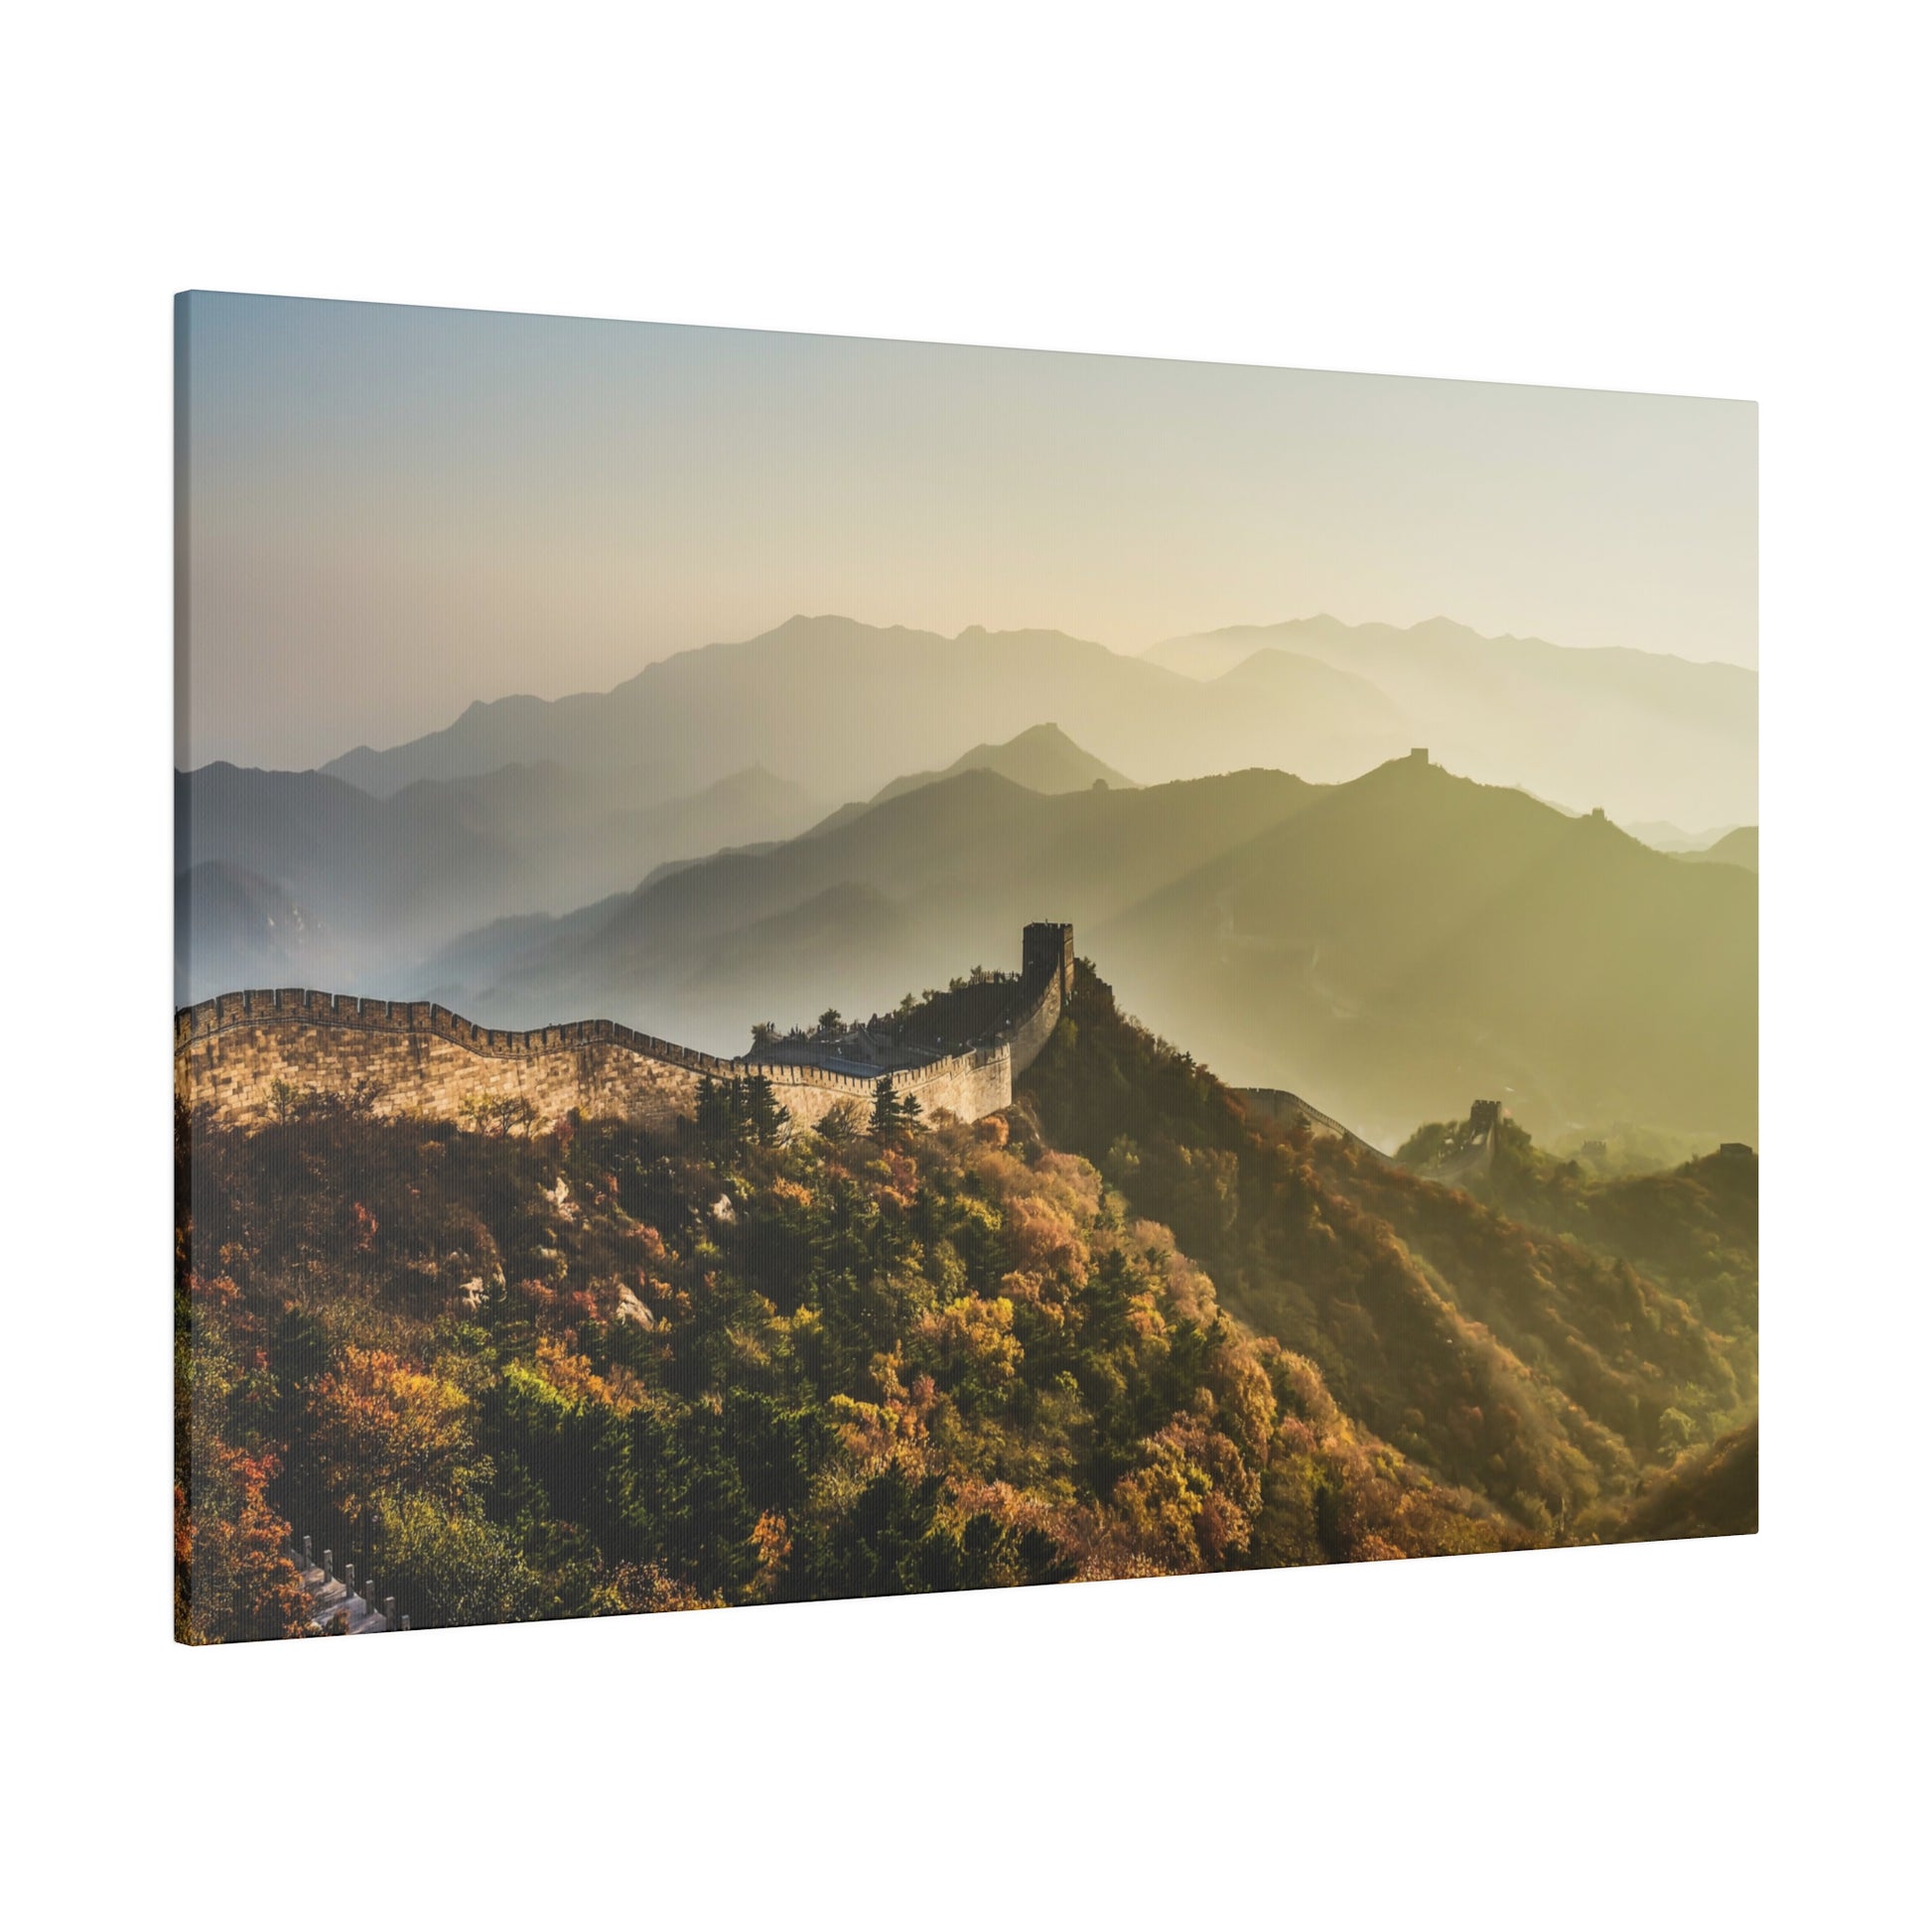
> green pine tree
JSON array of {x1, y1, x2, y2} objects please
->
[
  {"x1": 870, "y1": 1075, "x2": 900, "y2": 1140},
  {"x1": 696, "y1": 1073, "x2": 748, "y2": 1153},
  {"x1": 744, "y1": 1071, "x2": 785, "y2": 1147}
]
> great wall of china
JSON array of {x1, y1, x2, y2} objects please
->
[{"x1": 175, "y1": 921, "x2": 1077, "y2": 1133}]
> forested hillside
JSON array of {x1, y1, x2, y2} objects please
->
[
  {"x1": 177, "y1": 1074, "x2": 1512, "y2": 1640},
  {"x1": 177, "y1": 958, "x2": 1753, "y2": 1642},
  {"x1": 1019, "y1": 968, "x2": 1757, "y2": 1540},
  {"x1": 1398, "y1": 1111, "x2": 1758, "y2": 1339}
]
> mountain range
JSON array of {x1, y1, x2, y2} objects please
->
[
  {"x1": 1146, "y1": 613, "x2": 1755, "y2": 828},
  {"x1": 316, "y1": 612, "x2": 1754, "y2": 829},
  {"x1": 414, "y1": 752, "x2": 1754, "y2": 1149},
  {"x1": 179, "y1": 611, "x2": 1757, "y2": 1148},
  {"x1": 175, "y1": 759, "x2": 825, "y2": 1000}
]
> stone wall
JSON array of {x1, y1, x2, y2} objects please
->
[
  {"x1": 1238, "y1": 1085, "x2": 1387, "y2": 1162},
  {"x1": 1006, "y1": 922, "x2": 1073, "y2": 1075},
  {"x1": 175, "y1": 926, "x2": 1073, "y2": 1135},
  {"x1": 176, "y1": 999, "x2": 712, "y2": 1131}
]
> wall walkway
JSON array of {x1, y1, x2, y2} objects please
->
[{"x1": 176, "y1": 923, "x2": 1075, "y2": 1135}]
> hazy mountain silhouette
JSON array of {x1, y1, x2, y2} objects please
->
[
  {"x1": 430, "y1": 764, "x2": 1324, "y2": 1038},
  {"x1": 430, "y1": 754, "x2": 1753, "y2": 1146},
  {"x1": 1146, "y1": 613, "x2": 1755, "y2": 828},
  {"x1": 174, "y1": 759, "x2": 825, "y2": 1002},
  {"x1": 175, "y1": 861, "x2": 340, "y2": 1005},
  {"x1": 873, "y1": 721, "x2": 1136, "y2": 803},
  {"x1": 414, "y1": 894, "x2": 632, "y2": 1014},
  {"x1": 314, "y1": 611, "x2": 1752, "y2": 823},
  {"x1": 807, "y1": 722, "x2": 1136, "y2": 836},
  {"x1": 319, "y1": 614, "x2": 1410, "y2": 809},
  {"x1": 1679, "y1": 825, "x2": 1757, "y2": 871},
  {"x1": 1621, "y1": 819, "x2": 1740, "y2": 853},
  {"x1": 1087, "y1": 756, "x2": 1756, "y2": 1148},
  {"x1": 181, "y1": 611, "x2": 1755, "y2": 1146}
]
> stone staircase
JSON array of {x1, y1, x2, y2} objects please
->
[{"x1": 290, "y1": 1533, "x2": 408, "y2": 1634}]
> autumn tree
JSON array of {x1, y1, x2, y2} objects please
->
[{"x1": 306, "y1": 1345, "x2": 483, "y2": 1520}]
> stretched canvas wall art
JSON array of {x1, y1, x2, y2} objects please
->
[{"x1": 175, "y1": 294, "x2": 1758, "y2": 1641}]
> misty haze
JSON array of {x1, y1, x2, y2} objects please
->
[{"x1": 176, "y1": 294, "x2": 1757, "y2": 1641}]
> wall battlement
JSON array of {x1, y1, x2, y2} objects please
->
[
  {"x1": 175, "y1": 988, "x2": 745, "y2": 1075},
  {"x1": 175, "y1": 926, "x2": 1074, "y2": 1133}
]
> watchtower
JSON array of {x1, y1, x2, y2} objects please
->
[{"x1": 1023, "y1": 921, "x2": 1075, "y2": 1001}]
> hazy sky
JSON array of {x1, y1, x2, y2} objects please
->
[{"x1": 177, "y1": 293, "x2": 1756, "y2": 770}]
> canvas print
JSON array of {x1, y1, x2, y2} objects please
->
[{"x1": 175, "y1": 294, "x2": 1757, "y2": 1641}]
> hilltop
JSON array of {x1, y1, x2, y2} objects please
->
[
  {"x1": 869, "y1": 721, "x2": 1135, "y2": 804},
  {"x1": 807, "y1": 723, "x2": 1135, "y2": 837},
  {"x1": 1679, "y1": 825, "x2": 1758, "y2": 872},
  {"x1": 315, "y1": 610, "x2": 1753, "y2": 828}
]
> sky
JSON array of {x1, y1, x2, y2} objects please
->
[{"x1": 177, "y1": 293, "x2": 1757, "y2": 771}]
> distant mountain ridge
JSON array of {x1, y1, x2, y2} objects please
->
[
  {"x1": 176, "y1": 861, "x2": 340, "y2": 998},
  {"x1": 1087, "y1": 754, "x2": 1755, "y2": 1147},
  {"x1": 424, "y1": 752, "x2": 1754, "y2": 1147},
  {"x1": 1621, "y1": 819, "x2": 1741, "y2": 853},
  {"x1": 174, "y1": 759, "x2": 826, "y2": 1004},
  {"x1": 1679, "y1": 825, "x2": 1758, "y2": 872},
  {"x1": 807, "y1": 723, "x2": 1135, "y2": 836},
  {"x1": 872, "y1": 721, "x2": 1136, "y2": 803},
  {"x1": 315, "y1": 610, "x2": 1753, "y2": 828},
  {"x1": 1146, "y1": 612, "x2": 1756, "y2": 827},
  {"x1": 1145, "y1": 611, "x2": 1744, "y2": 686}
]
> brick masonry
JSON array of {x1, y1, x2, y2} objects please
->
[{"x1": 176, "y1": 923, "x2": 1074, "y2": 1134}]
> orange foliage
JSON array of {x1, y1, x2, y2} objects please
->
[
  {"x1": 177, "y1": 1444, "x2": 313, "y2": 1643},
  {"x1": 306, "y1": 1346, "x2": 479, "y2": 1517}
]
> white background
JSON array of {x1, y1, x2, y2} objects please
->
[{"x1": 4, "y1": 3, "x2": 1925, "y2": 1922}]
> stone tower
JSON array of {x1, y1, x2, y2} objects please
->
[{"x1": 1023, "y1": 921, "x2": 1075, "y2": 1001}]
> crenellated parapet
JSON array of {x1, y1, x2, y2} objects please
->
[
  {"x1": 175, "y1": 926, "x2": 1073, "y2": 1133},
  {"x1": 174, "y1": 987, "x2": 742, "y2": 1074}
]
